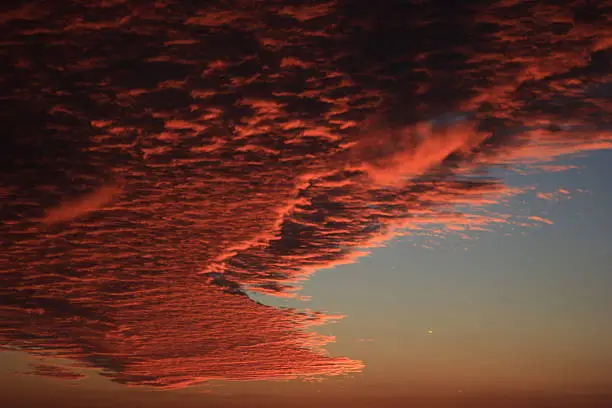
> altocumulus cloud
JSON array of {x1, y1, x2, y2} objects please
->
[{"x1": 1, "y1": 0, "x2": 611, "y2": 389}]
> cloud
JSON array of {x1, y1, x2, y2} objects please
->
[
  {"x1": 527, "y1": 216, "x2": 554, "y2": 225},
  {"x1": 0, "y1": 0, "x2": 611, "y2": 390},
  {"x1": 532, "y1": 164, "x2": 579, "y2": 173},
  {"x1": 347, "y1": 120, "x2": 488, "y2": 186},
  {"x1": 40, "y1": 182, "x2": 124, "y2": 224},
  {"x1": 536, "y1": 188, "x2": 577, "y2": 202},
  {"x1": 21, "y1": 364, "x2": 86, "y2": 381}
]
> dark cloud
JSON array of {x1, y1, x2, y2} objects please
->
[
  {"x1": 20, "y1": 364, "x2": 86, "y2": 381},
  {"x1": 1, "y1": 0, "x2": 611, "y2": 389}
]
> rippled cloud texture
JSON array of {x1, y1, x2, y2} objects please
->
[{"x1": 1, "y1": 0, "x2": 611, "y2": 389}]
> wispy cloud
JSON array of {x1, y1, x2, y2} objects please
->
[
  {"x1": 40, "y1": 183, "x2": 123, "y2": 225},
  {"x1": 20, "y1": 364, "x2": 86, "y2": 381}
]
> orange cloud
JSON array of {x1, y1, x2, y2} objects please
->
[
  {"x1": 527, "y1": 216, "x2": 554, "y2": 225},
  {"x1": 351, "y1": 121, "x2": 488, "y2": 186},
  {"x1": 40, "y1": 183, "x2": 123, "y2": 224}
]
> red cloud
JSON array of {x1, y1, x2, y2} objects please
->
[
  {"x1": 40, "y1": 182, "x2": 124, "y2": 225},
  {"x1": 1, "y1": 0, "x2": 611, "y2": 390},
  {"x1": 21, "y1": 364, "x2": 86, "y2": 381}
]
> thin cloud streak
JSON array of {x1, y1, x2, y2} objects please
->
[
  {"x1": 40, "y1": 183, "x2": 124, "y2": 225},
  {"x1": 20, "y1": 364, "x2": 87, "y2": 381}
]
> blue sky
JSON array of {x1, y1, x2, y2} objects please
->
[{"x1": 247, "y1": 149, "x2": 612, "y2": 396}]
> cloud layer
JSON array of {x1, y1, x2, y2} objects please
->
[
  {"x1": 21, "y1": 364, "x2": 86, "y2": 381},
  {"x1": 1, "y1": 0, "x2": 611, "y2": 389}
]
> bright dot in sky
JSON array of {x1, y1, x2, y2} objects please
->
[{"x1": 427, "y1": 329, "x2": 433, "y2": 335}]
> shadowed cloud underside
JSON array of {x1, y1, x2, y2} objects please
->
[{"x1": 1, "y1": 0, "x2": 611, "y2": 389}]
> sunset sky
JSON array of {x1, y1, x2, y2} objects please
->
[{"x1": 1, "y1": 1, "x2": 612, "y2": 407}]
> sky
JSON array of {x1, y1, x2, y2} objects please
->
[{"x1": 1, "y1": 1, "x2": 612, "y2": 407}]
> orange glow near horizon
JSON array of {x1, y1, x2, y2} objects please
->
[{"x1": 1, "y1": 1, "x2": 612, "y2": 406}]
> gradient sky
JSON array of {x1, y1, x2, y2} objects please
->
[
  {"x1": 3, "y1": 152, "x2": 612, "y2": 406},
  {"x1": 1, "y1": 1, "x2": 612, "y2": 407}
]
